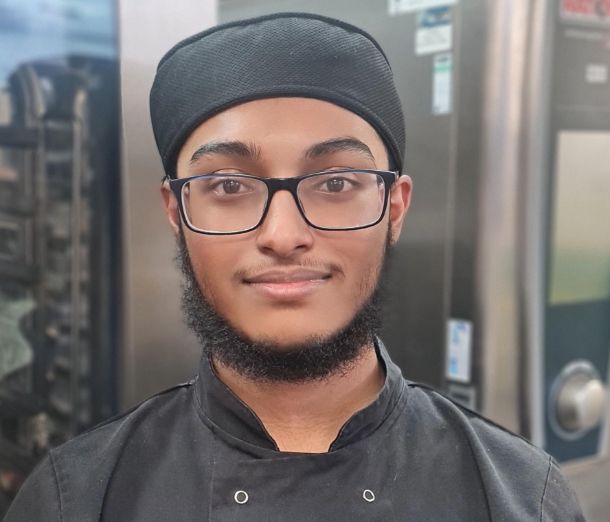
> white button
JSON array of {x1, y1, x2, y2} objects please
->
[
  {"x1": 362, "y1": 489, "x2": 375, "y2": 502},
  {"x1": 234, "y1": 490, "x2": 249, "y2": 504}
]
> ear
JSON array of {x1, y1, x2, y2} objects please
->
[
  {"x1": 160, "y1": 180, "x2": 181, "y2": 234},
  {"x1": 388, "y1": 175, "x2": 412, "y2": 245}
]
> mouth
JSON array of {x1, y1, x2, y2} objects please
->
[{"x1": 243, "y1": 269, "x2": 332, "y2": 301}]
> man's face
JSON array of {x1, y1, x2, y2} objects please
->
[{"x1": 163, "y1": 98, "x2": 411, "y2": 348}]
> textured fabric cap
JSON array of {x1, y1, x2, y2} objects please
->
[{"x1": 150, "y1": 12, "x2": 406, "y2": 178}]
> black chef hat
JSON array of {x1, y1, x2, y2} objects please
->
[{"x1": 150, "y1": 12, "x2": 405, "y2": 178}]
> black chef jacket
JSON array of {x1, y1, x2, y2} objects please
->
[{"x1": 6, "y1": 341, "x2": 585, "y2": 521}]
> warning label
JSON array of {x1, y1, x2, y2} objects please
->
[{"x1": 561, "y1": 0, "x2": 610, "y2": 25}]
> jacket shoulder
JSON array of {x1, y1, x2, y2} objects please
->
[
  {"x1": 403, "y1": 381, "x2": 585, "y2": 521},
  {"x1": 52, "y1": 380, "x2": 195, "y2": 464},
  {"x1": 405, "y1": 381, "x2": 548, "y2": 464},
  {"x1": 7, "y1": 381, "x2": 195, "y2": 522}
]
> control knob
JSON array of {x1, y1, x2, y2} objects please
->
[{"x1": 554, "y1": 361, "x2": 607, "y2": 434}]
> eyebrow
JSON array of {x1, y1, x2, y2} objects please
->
[
  {"x1": 189, "y1": 136, "x2": 376, "y2": 165},
  {"x1": 304, "y1": 137, "x2": 375, "y2": 163},
  {"x1": 189, "y1": 140, "x2": 262, "y2": 164}
]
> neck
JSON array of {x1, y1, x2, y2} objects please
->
[{"x1": 213, "y1": 343, "x2": 384, "y2": 453}]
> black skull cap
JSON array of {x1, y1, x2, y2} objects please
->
[{"x1": 150, "y1": 12, "x2": 405, "y2": 178}]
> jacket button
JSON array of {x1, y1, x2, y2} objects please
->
[
  {"x1": 234, "y1": 490, "x2": 249, "y2": 504},
  {"x1": 362, "y1": 489, "x2": 375, "y2": 503}
]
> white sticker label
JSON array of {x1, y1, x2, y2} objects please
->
[
  {"x1": 446, "y1": 319, "x2": 472, "y2": 382},
  {"x1": 416, "y1": 7, "x2": 452, "y2": 55},
  {"x1": 389, "y1": 0, "x2": 457, "y2": 16},
  {"x1": 586, "y1": 63, "x2": 608, "y2": 83},
  {"x1": 433, "y1": 53, "x2": 452, "y2": 114}
]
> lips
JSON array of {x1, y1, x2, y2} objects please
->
[
  {"x1": 243, "y1": 269, "x2": 332, "y2": 301},
  {"x1": 243, "y1": 269, "x2": 331, "y2": 284}
]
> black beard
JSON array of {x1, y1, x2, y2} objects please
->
[{"x1": 176, "y1": 230, "x2": 390, "y2": 383}]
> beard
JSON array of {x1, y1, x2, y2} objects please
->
[{"x1": 176, "y1": 229, "x2": 391, "y2": 383}]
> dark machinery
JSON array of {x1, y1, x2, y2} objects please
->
[{"x1": 0, "y1": 57, "x2": 120, "y2": 513}]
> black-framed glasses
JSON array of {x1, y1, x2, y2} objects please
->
[{"x1": 166, "y1": 169, "x2": 398, "y2": 235}]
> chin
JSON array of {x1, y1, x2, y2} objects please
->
[
  {"x1": 241, "y1": 318, "x2": 346, "y2": 349},
  {"x1": 234, "y1": 309, "x2": 354, "y2": 350},
  {"x1": 245, "y1": 330, "x2": 319, "y2": 349}
]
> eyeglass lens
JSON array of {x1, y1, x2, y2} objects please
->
[{"x1": 181, "y1": 171, "x2": 386, "y2": 233}]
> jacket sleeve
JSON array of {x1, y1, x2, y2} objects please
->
[
  {"x1": 541, "y1": 457, "x2": 586, "y2": 522},
  {"x1": 3, "y1": 455, "x2": 61, "y2": 522}
]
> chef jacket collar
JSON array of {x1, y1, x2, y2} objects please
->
[{"x1": 193, "y1": 338, "x2": 405, "y2": 452}]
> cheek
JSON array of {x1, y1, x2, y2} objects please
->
[
  {"x1": 326, "y1": 226, "x2": 387, "y2": 301},
  {"x1": 184, "y1": 234, "x2": 242, "y2": 304}
]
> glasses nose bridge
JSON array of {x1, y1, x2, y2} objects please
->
[{"x1": 264, "y1": 177, "x2": 303, "y2": 213}]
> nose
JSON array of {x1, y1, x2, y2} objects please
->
[{"x1": 255, "y1": 190, "x2": 314, "y2": 258}]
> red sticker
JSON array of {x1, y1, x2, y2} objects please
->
[{"x1": 561, "y1": 0, "x2": 610, "y2": 23}]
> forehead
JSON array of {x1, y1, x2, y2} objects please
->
[{"x1": 176, "y1": 97, "x2": 388, "y2": 170}]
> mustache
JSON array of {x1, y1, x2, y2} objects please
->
[{"x1": 234, "y1": 259, "x2": 344, "y2": 281}]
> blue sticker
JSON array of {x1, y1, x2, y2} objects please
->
[{"x1": 417, "y1": 6, "x2": 452, "y2": 28}]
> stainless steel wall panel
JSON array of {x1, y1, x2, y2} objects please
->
[
  {"x1": 118, "y1": 0, "x2": 217, "y2": 409},
  {"x1": 476, "y1": 0, "x2": 531, "y2": 434}
]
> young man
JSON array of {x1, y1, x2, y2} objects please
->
[{"x1": 7, "y1": 13, "x2": 585, "y2": 521}]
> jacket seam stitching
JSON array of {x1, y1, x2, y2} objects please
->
[
  {"x1": 208, "y1": 438, "x2": 216, "y2": 522},
  {"x1": 48, "y1": 452, "x2": 64, "y2": 522},
  {"x1": 456, "y1": 422, "x2": 493, "y2": 520},
  {"x1": 540, "y1": 456, "x2": 553, "y2": 522},
  {"x1": 96, "y1": 410, "x2": 157, "y2": 519},
  {"x1": 421, "y1": 388, "x2": 493, "y2": 520}
]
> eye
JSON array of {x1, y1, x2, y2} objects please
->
[
  {"x1": 324, "y1": 177, "x2": 346, "y2": 193},
  {"x1": 314, "y1": 174, "x2": 361, "y2": 194},
  {"x1": 221, "y1": 179, "x2": 242, "y2": 194},
  {"x1": 206, "y1": 176, "x2": 254, "y2": 195}
]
